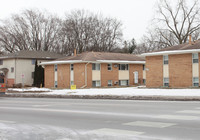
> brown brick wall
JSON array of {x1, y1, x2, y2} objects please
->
[
  {"x1": 74, "y1": 63, "x2": 85, "y2": 88},
  {"x1": 7, "y1": 79, "x2": 14, "y2": 87},
  {"x1": 57, "y1": 64, "x2": 70, "y2": 88},
  {"x1": 87, "y1": 63, "x2": 92, "y2": 88},
  {"x1": 44, "y1": 63, "x2": 144, "y2": 89},
  {"x1": 44, "y1": 65, "x2": 54, "y2": 88},
  {"x1": 101, "y1": 63, "x2": 119, "y2": 87},
  {"x1": 169, "y1": 54, "x2": 192, "y2": 87},
  {"x1": 129, "y1": 64, "x2": 143, "y2": 85},
  {"x1": 146, "y1": 56, "x2": 163, "y2": 87}
]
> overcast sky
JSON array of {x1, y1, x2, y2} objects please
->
[{"x1": 0, "y1": 0, "x2": 158, "y2": 42}]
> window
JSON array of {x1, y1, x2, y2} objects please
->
[
  {"x1": 71, "y1": 81, "x2": 74, "y2": 85},
  {"x1": 32, "y1": 72, "x2": 34, "y2": 79},
  {"x1": 108, "y1": 80, "x2": 112, "y2": 86},
  {"x1": 143, "y1": 79, "x2": 146, "y2": 84},
  {"x1": 163, "y1": 78, "x2": 169, "y2": 87},
  {"x1": 32, "y1": 59, "x2": 36, "y2": 65},
  {"x1": 119, "y1": 80, "x2": 129, "y2": 86},
  {"x1": 0, "y1": 60, "x2": 3, "y2": 65},
  {"x1": 192, "y1": 53, "x2": 199, "y2": 63},
  {"x1": 92, "y1": 80, "x2": 101, "y2": 87},
  {"x1": 193, "y1": 77, "x2": 199, "y2": 87},
  {"x1": 108, "y1": 64, "x2": 112, "y2": 71},
  {"x1": 92, "y1": 63, "x2": 100, "y2": 70},
  {"x1": 11, "y1": 67, "x2": 14, "y2": 73},
  {"x1": 119, "y1": 64, "x2": 129, "y2": 70},
  {"x1": 163, "y1": 55, "x2": 168, "y2": 65},
  {"x1": 54, "y1": 64, "x2": 57, "y2": 72},
  {"x1": 71, "y1": 64, "x2": 74, "y2": 71},
  {"x1": 54, "y1": 81, "x2": 57, "y2": 88},
  {"x1": 143, "y1": 65, "x2": 145, "y2": 70}
]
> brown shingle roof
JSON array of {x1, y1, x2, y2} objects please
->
[
  {"x1": 56, "y1": 51, "x2": 145, "y2": 62},
  {"x1": 0, "y1": 50, "x2": 64, "y2": 60},
  {"x1": 153, "y1": 40, "x2": 200, "y2": 52}
]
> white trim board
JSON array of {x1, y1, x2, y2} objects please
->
[
  {"x1": 141, "y1": 49, "x2": 200, "y2": 56},
  {"x1": 40, "y1": 60, "x2": 145, "y2": 65}
]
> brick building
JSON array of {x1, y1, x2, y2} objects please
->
[
  {"x1": 41, "y1": 51, "x2": 145, "y2": 88},
  {"x1": 142, "y1": 38, "x2": 200, "y2": 88}
]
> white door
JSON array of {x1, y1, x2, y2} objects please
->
[{"x1": 134, "y1": 71, "x2": 138, "y2": 84}]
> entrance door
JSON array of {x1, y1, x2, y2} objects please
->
[{"x1": 134, "y1": 71, "x2": 138, "y2": 84}]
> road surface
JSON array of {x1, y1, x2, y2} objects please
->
[{"x1": 0, "y1": 97, "x2": 200, "y2": 139}]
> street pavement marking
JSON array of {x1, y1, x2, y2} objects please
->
[
  {"x1": 155, "y1": 115, "x2": 199, "y2": 120},
  {"x1": 0, "y1": 107, "x2": 154, "y2": 118},
  {"x1": 90, "y1": 128, "x2": 144, "y2": 136},
  {"x1": 32, "y1": 105, "x2": 51, "y2": 107},
  {"x1": 123, "y1": 121, "x2": 176, "y2": 128},
  {"x1": 178, "y1": 110, "x2": 200, "y2": 114},
  {"x1": 0, "y1": 120, "x2": 15, "y2": 124}
]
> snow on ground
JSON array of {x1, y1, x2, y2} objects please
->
[
  {"x1": 8, "y1": 87, "x2": 52, "y2": 92},
  {"x1": 7, "y1": 87, "x2": 200, "y2": 97}
]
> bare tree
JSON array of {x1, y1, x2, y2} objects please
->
[
  {"x1": 60, "y1": 10, "x2": 123, "y2": 54},
  {"x1": 0, "y1": 9, "x2": 123, "y2": 55},
  {"x1": 155, "y1": 0, "x2": 200, "y2": 45},
  {"x1": 0, "y1": 9, "x2": 62, "y2": 53},
  {"x1": 138, "y1": 0, "x2": 200, "y2": 53}
]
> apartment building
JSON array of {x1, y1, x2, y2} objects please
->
[
  {"x1": 142, "y1": 38, "x2": 200, "y2": 88},
  {"x1": 41, "y1": 51, "x2": 146, "y2": 88}
]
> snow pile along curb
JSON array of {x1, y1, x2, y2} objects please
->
[{"x1": 3, "y1": 87, "x2": 200, "y2": 101}]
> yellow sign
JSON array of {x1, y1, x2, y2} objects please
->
[{"x1": 71, "y1": 85, "x2": 76, "y2": 90}]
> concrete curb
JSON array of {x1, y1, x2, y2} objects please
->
[{"x1": 1, "y1": 93, "x2": 200, "y2": 101}]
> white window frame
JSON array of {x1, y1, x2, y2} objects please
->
[
  {"x1": 108, "y1": 63, "x2": 112, "y2": 71},
  {"x1": 54, "y1": 81, "x2": 57, "y2": 88},
  {"x1": 92, "y1": 80, "x2": 101, "y2": 87},
  {"x1": 32, "y1": 59, "x2": 36, "y2": 65},
  {"x1": 163, "y1": 78, "x2": 169, "y2": 87},
  {"x1": 143, "y1": 64, "x2": 145, "y2": 70},
  {"x1": 143, "y1": 79, "x2": 146, "y2": 84},
  {"x1": 11, "y1": 67, "x2": 14, "y2": 73},
  {"x1": 119, "y1": 64, "x2": 129, "y2": 70},
  {"x1": 108, "y1": 80, "x2": 112, "y2": 86},
  {"x1": 70, "y1": 81, "x2": 74, "y2": 85},
  {"x1": 54, "y1": 64, "x2": 57, "y2": 72},
  {"x1": 70, "y1": 64, "x2": 74, "y2": 71},
  {"x1": 92, "y1": 63, "x2": 100, "y2": 70},
  {"x1": 193, "y1": 77, "x2": 199, "y2": 87},
  {"x1": 119, "y1": 80, "x2": 129, "y2": 86},
  {"x1": 192, "y1": 53, "x2": 199, "y2": 63},
  {"x1": 163, "y1": 55, "x2": 168, "y2": 65}
]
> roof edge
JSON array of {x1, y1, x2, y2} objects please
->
[
  {"x1": 141, "y1": 49, "x2": 200, "y2": 56},
  {"x1": 40, "y1": 60, "x2": 145, "y2": 65}
]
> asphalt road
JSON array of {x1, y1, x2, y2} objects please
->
[{"x1": 0, "y1": 97, "x2": 200, "y2": 140}]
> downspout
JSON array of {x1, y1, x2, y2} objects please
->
[{"x1": 81, "y1": 62, "x2": 90, "y2": 88}]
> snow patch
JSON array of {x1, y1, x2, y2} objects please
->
[
  {"x1": 7, "y1": 87, "x2": 200, "y2": 97},
  {"x1": 8, "y1": 87, "x2": 52, "y2": 92}
]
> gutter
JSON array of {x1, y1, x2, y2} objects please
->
[
  {"x1": 81, "y1": 62, "x2": 90, "y2": 89},
  {"x1": 141, "y1": 49, "x2": 200, "y2": 56},
  {"x1": 40, "y1": 60, "x2": 145, "y2": 65}
]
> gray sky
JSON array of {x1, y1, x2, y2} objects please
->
[{"x1": 0, "y1": 0, "x2": 158, "y2": 42}]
